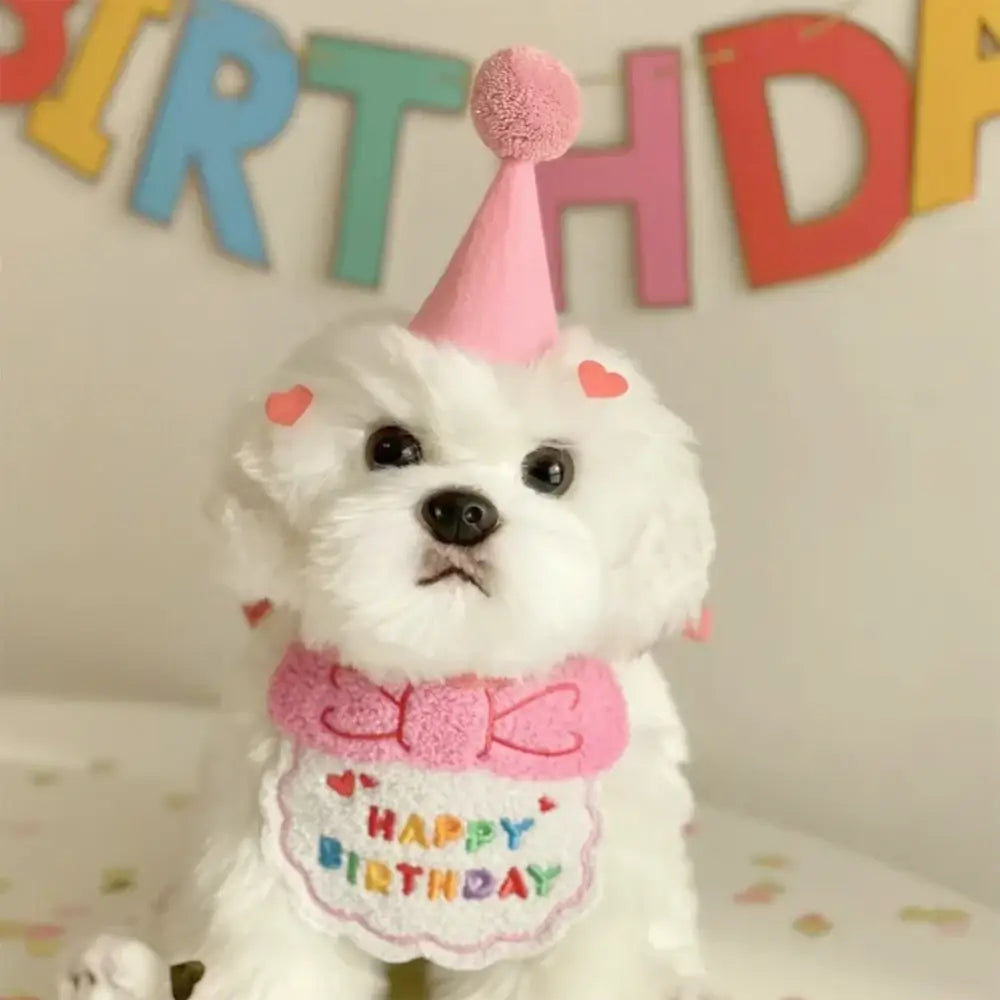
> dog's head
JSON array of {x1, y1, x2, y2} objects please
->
[{"x1": 212, "y1": 319, "x2": 714, "y2": 683}]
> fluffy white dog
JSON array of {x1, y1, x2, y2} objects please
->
[{"x1": 60, "y1": 46, "x2": 714, "y2": 1000}]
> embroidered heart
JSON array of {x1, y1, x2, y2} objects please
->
[
  {"x1": 326, "y1": 770, "x2": 356, "y2": 798},
  {"x1": 539, "y1": 796, "x2": 557, "y2": 813},
  {"x1": 241, "y1": 599, "x2": 273, "y2": 627},
  {"x1": 359, "y1": 774, "x2": 379, "y2": 790},
  {"x1": 265, "y1": 384, "x2": 313, "y2": 426},
  {"x1": 578, "y1": 360, "x2": 628, "y2": 399}
]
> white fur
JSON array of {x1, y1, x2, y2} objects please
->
[{"x1": 63, "y1": 320, "x2": 715, "y2": 1000}]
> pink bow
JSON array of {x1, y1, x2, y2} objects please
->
[{"x1": 268, "y1": 644, "x2": 628, "y2": 781}]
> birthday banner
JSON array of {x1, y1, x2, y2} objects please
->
[{"x1": 2, "y1": 0, "x2": 998, "y2": 306}]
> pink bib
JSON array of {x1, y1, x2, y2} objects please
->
[
  {"x1": 268, "y1": 643, "x2": 627, "y2": 780},
  {"x1": 261, "y1": 645, "x2": 629, "y2": 969}
]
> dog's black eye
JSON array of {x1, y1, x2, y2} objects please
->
[
  {"x1": 522, "y1": 446, "x2": 574, "y2": 496},
  {"x1": 366, "y1": 425, "x2": 423, "y2": 470}
]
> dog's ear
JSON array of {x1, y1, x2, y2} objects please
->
[
  {"x1": 203, "y1": 320, "x2": 402, "y2": 612},
  {"x1": 603, "y1": 413, "x2": 714, "y2": 653},
  {"x1": 558, "y1": 327, "x2": 715, "y2": 656},
  {"x1": 205, "y1": 435, "x2": 305, "y2": 611},
  {"x1": 204, "y1": 394, "x2": 318, "y2": 611}
]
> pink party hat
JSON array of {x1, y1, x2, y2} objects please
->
[{"x1": 409, "y1": 46, "x2": 582, "y2": 364}]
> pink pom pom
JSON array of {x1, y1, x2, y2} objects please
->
[{"x1": 471, "y1": 46, "x2": 581, "y2": 163}]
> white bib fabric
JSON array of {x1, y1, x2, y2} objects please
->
[{"x1": 260, "y1": 741, "x2": 604, "y2": 969}]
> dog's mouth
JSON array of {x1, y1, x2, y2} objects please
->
[{"x1": 417, "y1": 549, "x2": 489, "y2": 596}]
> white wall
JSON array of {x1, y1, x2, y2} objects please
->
[{"x1": 1, "y1": 0, "x2": 997, "y2": 905}]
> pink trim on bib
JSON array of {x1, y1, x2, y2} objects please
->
[{"x1": 268, "y1": 644, "x2": 628, "y2": 781}]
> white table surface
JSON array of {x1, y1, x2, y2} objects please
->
[{"x1": 0, "y1": 696, "x2": 996, "y2": 1000}]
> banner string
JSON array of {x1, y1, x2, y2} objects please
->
[{"x1": 577, "y1": 0, "x2": 866, "y2": 84}]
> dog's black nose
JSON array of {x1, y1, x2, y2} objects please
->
[{"x1": 420, "y1": 489, "x2": 499, "y2": 547}]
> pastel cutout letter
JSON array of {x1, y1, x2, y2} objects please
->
[
  {"x1": 304, "y1": 36, "x2": 470, "y2": 287},
  {"x1": 130, "y1": 0, "x2": 298, "y2": 266},
  {"x1": 537, "y1": 50, "x2": 690, "y2": 310},
  {"x1": 27, "y1": 0, "x2": 175, "y2": 178},
  {"x1": 0, "y1": 0, "x2": 73, "y2": 104},
  {"x1": 701, "y1": 16, "x2": 912, "y2": 287},
  {"x1": 912, "y1": 0, "x2": 1000, "y2": 212}
]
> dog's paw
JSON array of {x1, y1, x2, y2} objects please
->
[{"x1": 59, "y1": 935, "x2": 171, "y2": 1000}]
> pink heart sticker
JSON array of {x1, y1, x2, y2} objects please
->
[
  {"x1": 578, "y1": 360, "x2": 628, "y2": 399},
  {"x1": 265, "y1": 385, "x2": 313, "y2": 426},
  {"x1": 683, "y1": 607, "x2": 712, "y2": 642},
  {"x1": 241, "y1": 599, "x2": 273, "y2": 627}
]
